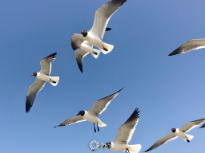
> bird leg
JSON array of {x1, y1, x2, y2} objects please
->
[
  {"x1": 49, "y1": 78, "x2": 56, "y2": 83},
  {"x1": 97, "y1": 121, "x2": 100, "y2": 132},
  {"x1": 186, "y1": 139, "x2": 190, "y2": 143},
  {"x1": 93, "y1": 123, "x2": 96, "y2": 133}
]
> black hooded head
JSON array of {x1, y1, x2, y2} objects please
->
[
  {"x1": 31, "y1": 72, "x2": 37, "y2": 77},
  {"x1": 171, "y1": 128, "x2": 176, "y2": 133},
  {"x1": 77, "y1": 110, "x2": 85, "y2": 116},
  {"x1": 80, "y1": 30, "x2": 88, "y2": 37}
]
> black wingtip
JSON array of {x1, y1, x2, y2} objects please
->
[
  {"x1": 25, "y1": 101, "x2": 32, "y2": 113},
  {"x1": 118, "y1": 87, "x2": 124, "y2": 92},
  {"x1": 45, "y1": 52, "x2": 57, "y2": 58},
  {"x1": 78, "y1": 64, "x2": 83, "y2": 73},
  {"x1": 106, "y1": 27, "x2": 112, "y2": 31}
]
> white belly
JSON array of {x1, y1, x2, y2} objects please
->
[
  {"x1": 37, "y1": 73, "x2": 50, "y2": 82},
  {"x1": 83, "y1": 112, "x2": 98, "y2": 124},
  {"x1": 109, "y1": 143, "x2": 126, "y2": 151},
  {"x1": 175, "y1": 130, "x2": 186, "y2": 139},
  {"x1": 85, "y1": 32, "x2": 103, "y2": 49}
]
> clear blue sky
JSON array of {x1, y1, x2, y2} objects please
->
[{"x1": 1, "y1": 0, "x2": 205, "y2": 153}]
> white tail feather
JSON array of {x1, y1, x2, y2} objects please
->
[
  {"x1": 185, "y1": 134, "x2": 194, "y2": 141},
  {"x1": 127, "y1": 144, "x2": 141, "y2": 153},
  {"x1": 100, "y1": 42, "x2": 114, "y2": 54},
  {"x1": 97, "y1": 119, "x2": 107, "y2": 127},
  {"x1": 90, "y1": 49, "x2": 101, "y2": 59},
  {"x1": 49, "y1": 76, "x2": 59, "y2": 86}
]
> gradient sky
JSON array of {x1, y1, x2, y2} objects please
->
[{"x1": 1, "y1": 0, "x2": 205, "y2": 153}]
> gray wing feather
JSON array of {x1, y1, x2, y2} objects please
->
[
  {"x1": 26, "y1": 79, "x2": 46, "y2": 112},
  {"x1": 114, "y1": 108, "x2": 140, "y2": 144},
  {"x1": 54, "y1": 116, "x2": 85, "y2": 127},
  {"x1": 71, "y1": 34, "x2": 86, "y2": 50},
  {"x1": 88, "y1": 88, "x2": 123, "y2": 117},
  {"x1": 75, "y1": 49, "x2": 89, "y2": 73},
  {"x1": 40, "y1": 52, "x2": 56, "y2": 75},
  {"x1": 91, "y1": 0, "x2": 126, "y2": 39},
  {"x1": 168, "y1": 39, "x2": 205, "y2": 56},
  {"x1": 179, "y1": 118, "x2": 205, "y2": 132},
  {"x1": 144, "y1": 133, "x2": 178, "y2": 152}
]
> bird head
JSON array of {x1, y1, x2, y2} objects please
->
[
  {"x1": 171, "y1": 128, "x2": 176, "y2": 133},
  {"x1": 77, "y1": 110, "x2": 85, "y2": 116},
  {"x1": 80, "y1": 30, "x2": 88, "y2": 37},
  {"x1": 31, "y1": 72, "x2": 37, "y2": 77},
  {"x1": 105, "y1": 142, "x2": 113, "y2": 149}
]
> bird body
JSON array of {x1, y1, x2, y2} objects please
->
[
  {"x1": 173, "y1": 128, "x2": 194, "y2": 142},
  {"x1": 82, "y1": 111, "x2": 107, "y2": 127},
  {"x1": 83, "y1": 31, "x2": 114, "y2": 54},
  {"x1": 80, "y1": 41, "x2": 101, "y2": 58}
]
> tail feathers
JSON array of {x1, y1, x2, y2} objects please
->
[
  {"x1": 98, "y1": 120, "x2": 107, "y2": 127},
  {"x1": 127, "y1": 144, "x2": 141, "y2": 153},
  {"x1": 49, "y1": 76, "x2": 60, "y2": 86},
  {"x1": 185, "y1": 134, "x2": 194, "y2": 141},
  {"x1": 100, "y1": 42, "x2": 114, "y2": 54},
  {"x1": 90, "y1": 49, "x2": 101, "y2": 59}
]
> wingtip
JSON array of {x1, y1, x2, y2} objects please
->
[{"x1": 118, "y1": 87, "x2": 124, "y2": 92}]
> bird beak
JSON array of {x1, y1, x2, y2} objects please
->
[
  {"x1": 80, "y1": 31, "x2": 82, "y2": 33},
  {"x1": 31, "y1": 74, "x2": 33, "y2": 76},
  {"x1": 77, "y1": 113, "x2": 80, "y2": 116}
]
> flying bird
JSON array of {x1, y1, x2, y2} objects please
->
[
  {"x1": 54, "y1": 88, "x2": 123, "y2": 133},
  {"x1": 92, "y1": 108, "x2": 141, "y2": 153},
  {"x1": 168, "y1": 39, "x2": 205, "y2": 56},
  {"x1": 73, "y1": 0, "x2": 126, "y2": 56},
  {"x1": 26, "y1": 52, "x2": 59, "y2": 113},
  {"x1": 71, "y1": 27, "x2": 111, "y2": 72},
  {"x1": 144, "y1": 118, "x2": 205, "y2": 152}
]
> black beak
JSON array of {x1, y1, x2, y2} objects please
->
[{"x1": 77, "y1": 113, "x2": 80, "y2": 116}]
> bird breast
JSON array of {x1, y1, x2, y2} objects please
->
[
  {"x1": 85, "y1": 32, "x2": 102, "y2": 48},
  {"x1": 83, "y1": 111, "x2": 98, "y2": 123},
  {"x1": 36, "y1": 73, "x2": 50, "y2": 82}
]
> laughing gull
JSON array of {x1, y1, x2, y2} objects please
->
[
  {"x1": 92, "y1": 108, "x2": 141, "y2": 153},
  {"x1": 26, "y1": 52, "x2": 59, "y2": 113},
  {"x1": 75, "y1": 0, "x2": 126, "y2": 54},
  {"x1": 144, "y1": 118, "x2": 205, "y2": 152},
  {"x1": 71, "y1": 27, "x2": 111, "y2": 72},
  {"x1": 54, "y1": 88, "x2": 123, "y2": 133},
  {"x1": 168, "y1": 39, "x2": 205, "y2": 56}
]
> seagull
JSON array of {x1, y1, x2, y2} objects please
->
[
  {"x1": 144, "y1": 118, "x2": 205, "y2": 152},
  {"x1": 168, "y1": 39, "x2": 205, "y2": 56},
  {"x1": 92, "y1": 108, "x2": 141, "y2": 153},
  {"x1": 71, "y1": 27, "x2": 111, "y2": 72},
  {"x1": 54, "y1": 88, "x2": 123, "y2": 133},
  {"x1": 75, "y1": 0, "x2": 126, "y2": 55},
  {"x1": 26, "y1": 52, "x2": 59, "y2": 113}
]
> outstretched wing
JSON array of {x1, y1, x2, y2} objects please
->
[
  {"x1": 26, "y1": 79, "x2": 46, "y2": 113},
  {"x1": 40, "y1": 52, "x2": 57, "y2": 75},
  {"x1": 88, "y1": 88, "x2": 123, "y2": 117},
  {"x1": 71, "y1": 34, "x2": 86, "y2": 50},
  {"x1": 144, "y1": 133, "x2": 178, "y2": 152},
  {"x1": 75, "y1": 49, "x2": 89, "y2": 73},
  {"x1": 91, "y1": 0, "x2": 126, "y2": 39},
  {"x1": 179, "y1": 118, "x2": 205, "y2": 132},
  {"x1": 54, "y1": 116, "x2": 85, "y2": 127},
  {"x1": 114, "y1": 108, "x2": 139, "y2": 144},
  {"x1": 168, "y1": 39, "x2": 205, "y2": 56}
]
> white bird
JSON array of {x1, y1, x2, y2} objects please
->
[
  {"x1": 54, "y1": 88, "x2": 123, "y2": 132},
  {"x1": 168, "y1": 39, "x2": 205, "y2": 56},
  {"x1": 77, "y1": 0, "x2": 126, "y2": 54},
  {"x1": 93, "y1": 108, "x2": 141, "y2": 153},
  {"x1": 71, "y1": 27, "x2": 111, "y2": 72},
  {"x1": 26, "y1": 52, "x2": 59, "y2": 113},
  {"x1": 144, "y1": 118, "x2": 205, "y2": 152}
]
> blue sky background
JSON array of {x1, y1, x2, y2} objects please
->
[{"x1": 1, "y1": 0, "x2": 205, "y2": 152}]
